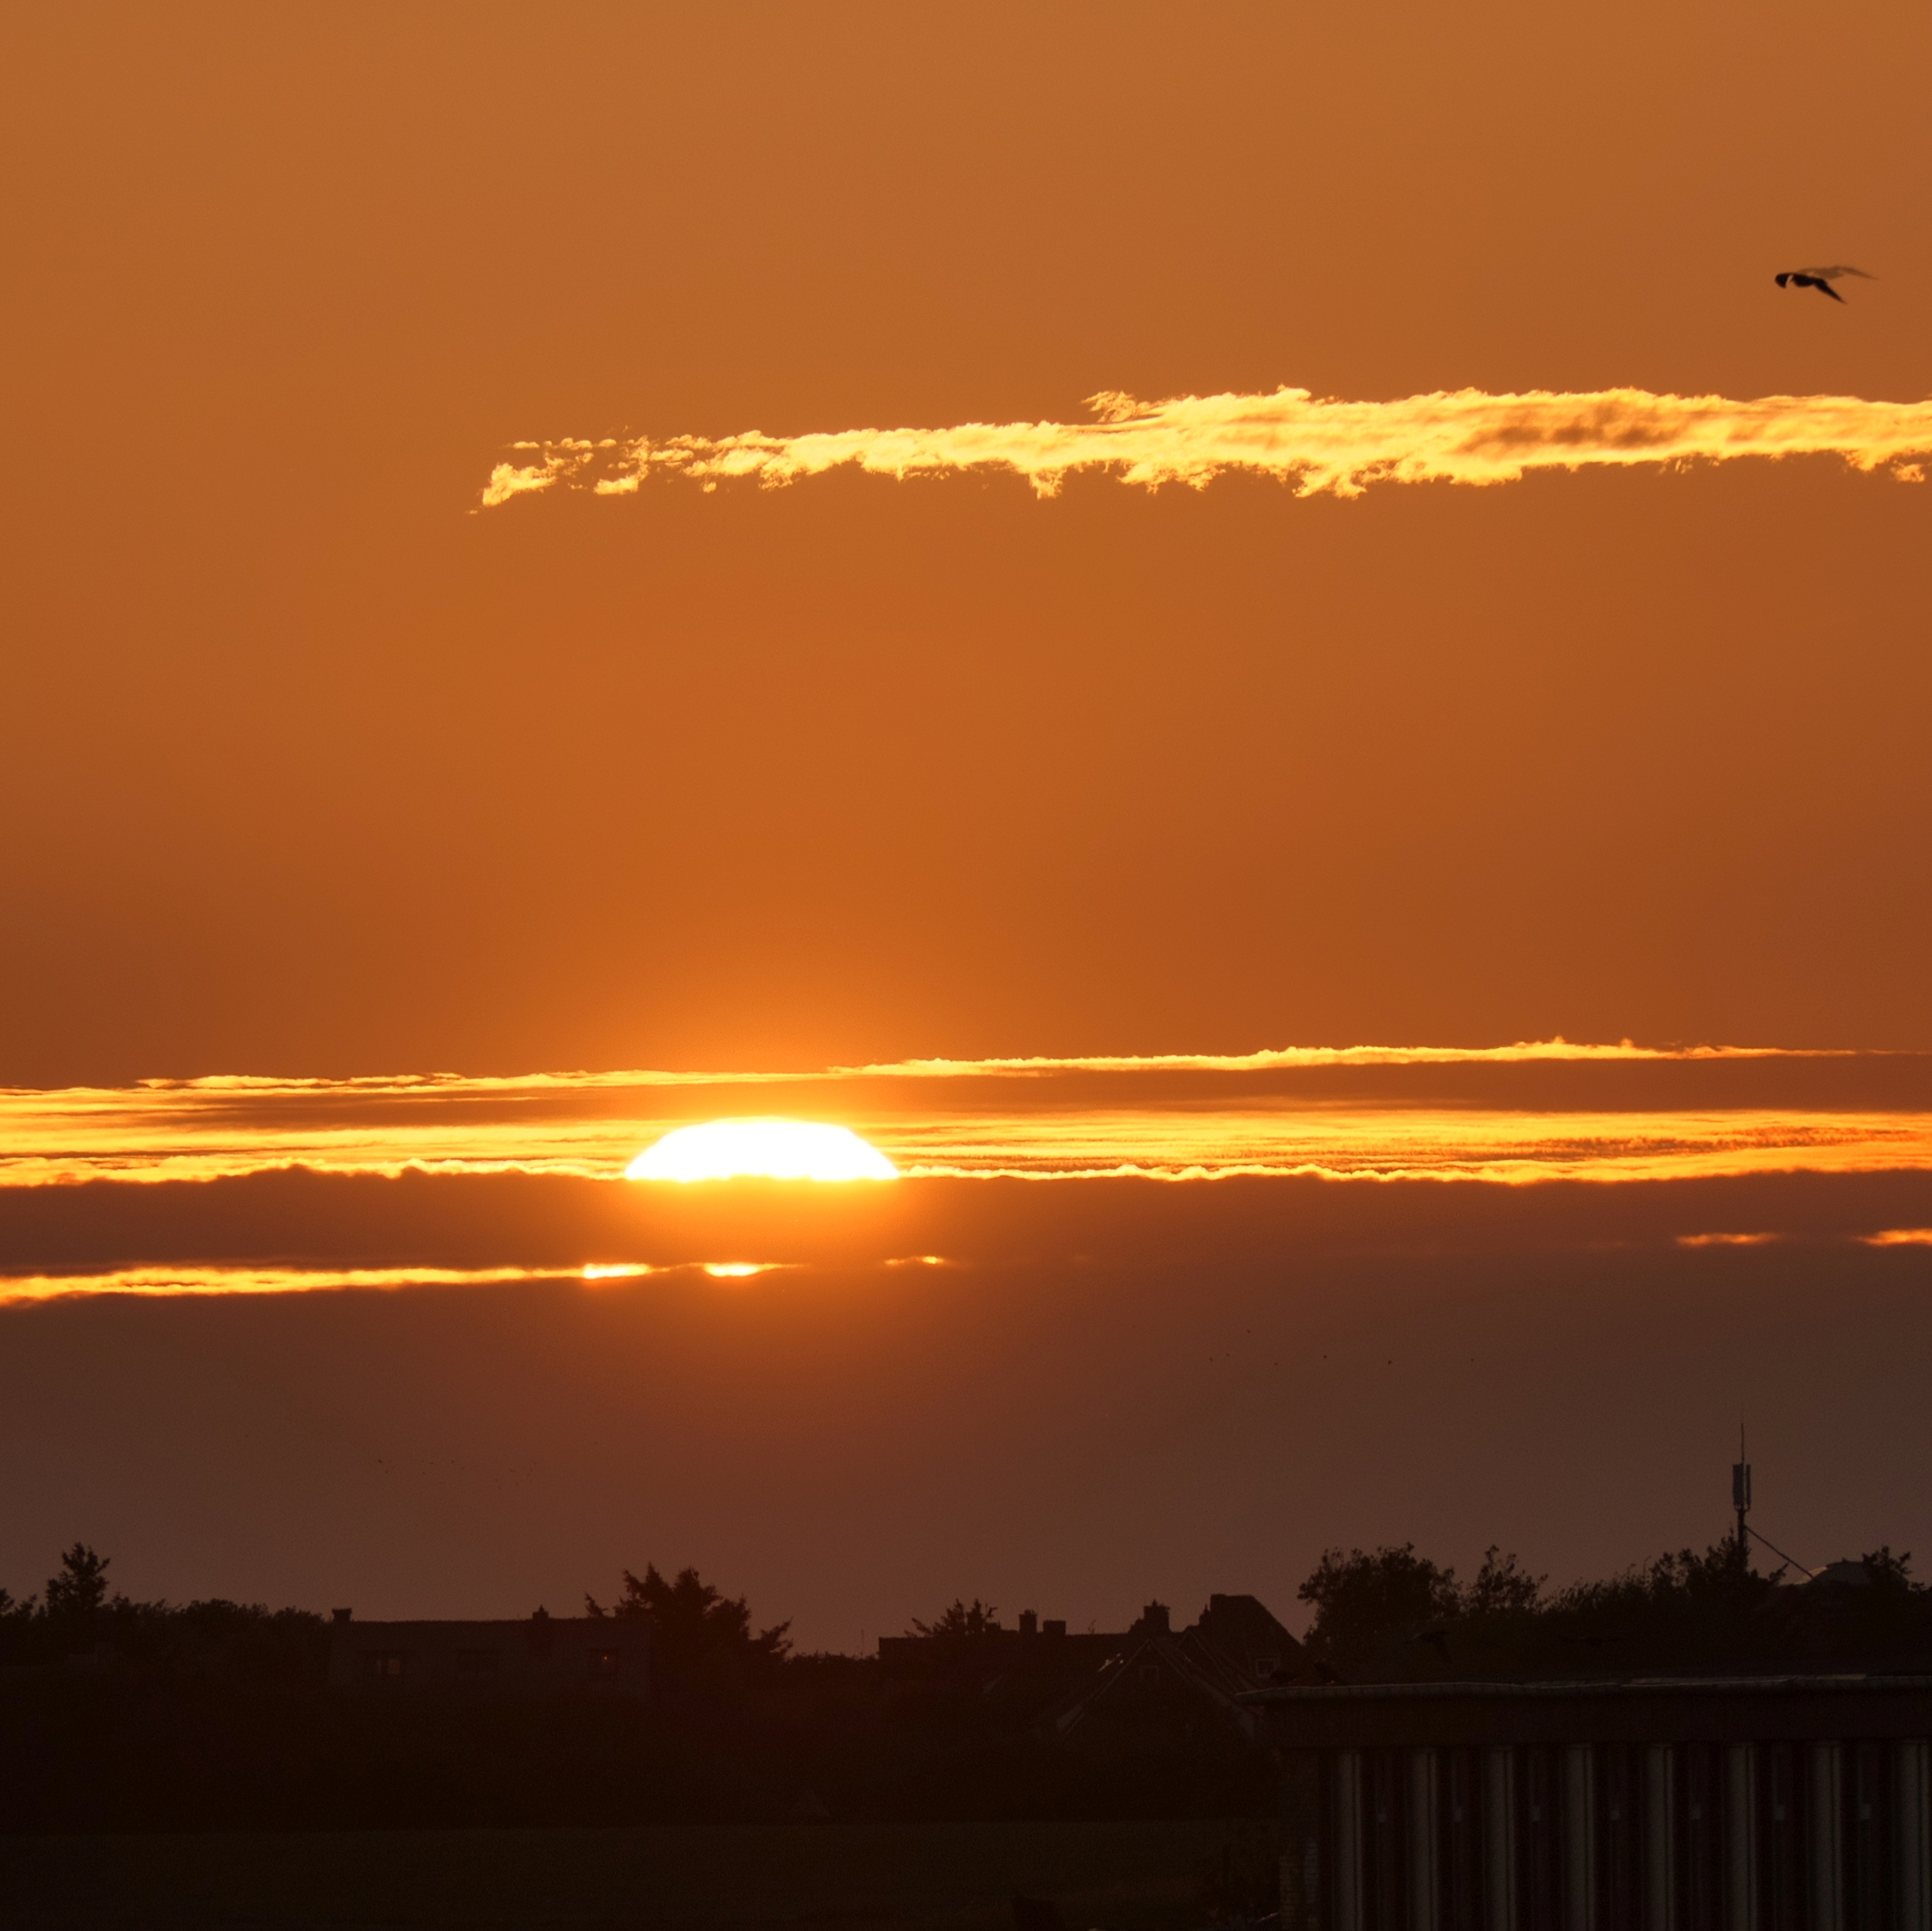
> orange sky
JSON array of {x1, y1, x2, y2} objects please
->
[
  {"x1": 8, "y1": 1172, "x2": 1932, "y2": 1644},
  {"x1": 11, "y1": 1047, "x2": 1932, "y2": 1192},
  {"x1": 4, "y1": 5, "x2": 1931, "y2": 1641},
  {"x1": 4, "y1": 1, "x2": 1928, "y2": 1084}
]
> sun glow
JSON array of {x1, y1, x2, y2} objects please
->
[
  {"x1": 8, "y1": 1051, "x2": 1932, "y2": 1191},
  {"x1": 625, "y1": 1118, "x2": 899, "y2": 1183}
]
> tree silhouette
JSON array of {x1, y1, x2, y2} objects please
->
[
  {"x1": 1298, "y1": 1545, "x2": 1460, "y2": 1663},
  {"x1": 44, "y1": 1544, "x2": 113, "y2": 1620},
  {"x1": 1860, "y1": 1547, "x2": 1918, "y2": 1594},
  {"x1": 585, "y1": 1564, "x2": 790, "y2": 1670},
  {"x1": 1556, "y1": 1535, "x2": 1774, "y2": 1620},
  {"x1": 908, "y1": 1598, "x2": 1002, "y2": 1641},
  {"x1": 1463, "y1": 1546, "x2": 1544, "y2": 1617}
]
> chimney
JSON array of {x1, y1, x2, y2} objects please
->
[
  {"x1": 331, "y1": 1608, "x2": 353, "y2": 1624},
  {"x1": 1141, "y1": 1601, "x2": 1171, "y2": 1636},
  {"x1": 1019, "y1": 1610, "x2": 1038, "y2": 1637}
]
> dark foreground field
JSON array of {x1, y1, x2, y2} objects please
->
[{"x1": 0, "y1": 1819, "x2": 1261, "y2": 1931}]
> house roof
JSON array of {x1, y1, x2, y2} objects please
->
[{"x1": 1041, "y1": 1594, "x2": 1302, "y2": 1741}]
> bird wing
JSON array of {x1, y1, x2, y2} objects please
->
[
  {"x1": 1816, "y1": 279, "x2": 1847, "y2": 302},
  {"x1": 1798, "y1": 265, "x2": 1875, "y2": 280}
]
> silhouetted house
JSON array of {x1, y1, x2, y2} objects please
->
[
  {"x1": 1808, "y1": 1558, "x2": 1880, "y2": 1592},
  {"x1": 1045, "y1": 1595, "x2": 1304, "y2": 1744},
  {"x1": 877, "y1": 1607, "x2": 1125, "y2": 1693},
  {"x1": 1248, "y1": 1674, "x2": 1932, "y2": 1931},
  {"x1": 325, "y1": 1608, "x2": 647, "y2": 1699}
]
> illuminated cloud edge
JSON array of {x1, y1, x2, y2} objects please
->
[{"x1": 479, "y1": 386, "x2": 1932, "y2": 507}]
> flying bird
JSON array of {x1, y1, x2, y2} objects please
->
[{"x1": 1775, "y1": 266, "x2": 1875, "y2": 303}]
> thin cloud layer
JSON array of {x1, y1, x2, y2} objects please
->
[
  {"x1": 480, "y1": 386, "x2": 1932, "y2": 506},
  {"x1": 0, "y1": 1260, "x2": 781, "y2": 1306},
  {"x1": 3, "y1": 1049, "x2": 1929, "y2": 1188},
  {"x1": 9, "y1": 1176, "x2": 1932, "y2": 1303},
  {"x1": 0, "y1": 1264, "x2": 581, "y2": 1306}
]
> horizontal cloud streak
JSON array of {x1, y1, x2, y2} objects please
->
[
  {"x1": 480, "y1": 387, "x2": 1932, "y2": 506},
  {"x1": 844, "y1": 1041, "x2": 1845, "y2": 1078},
  {"x1": 0, "y1": 1263, "x2": 584, "y2": 1306},
  {"x1": 0, "y1": 1260, "x2": 786, "y2": 1306},
  {"x1": 4, "y1": 1077, "x2": 1931, "y2": 1189},
  {"x1": 12, "y1": 1037, "x2": 1850, "y2": 1100},
  {"x1": 6, "y1": 1202, "x2": 1932, "y2": 1304}
]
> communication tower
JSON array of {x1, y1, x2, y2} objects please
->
[{"x1": 1732, "y1": 1425, "x2": 1752, "y2": 1557}]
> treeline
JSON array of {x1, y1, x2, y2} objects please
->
[
  {"x1": 1296, "y1": 1538, "x2": 1928, "y2": 1679},
  {"x1": 0, "y1": 1544, "x2": 325, "y2": 1680},
  {"x1": 0, "y1": 1552, "x2": 1263, "y2": 1832},
  {"x1": 3, "y1": 1537, "x2": 1927, "y2": 1834}
]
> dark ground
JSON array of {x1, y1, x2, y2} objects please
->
[{"x1": 0, "y1": 1819, "x2": 1261, "y2": 1931}]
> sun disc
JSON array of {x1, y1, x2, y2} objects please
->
[{"x1": 624, "y1": 1118, "x2": 898, "y2": 1183}]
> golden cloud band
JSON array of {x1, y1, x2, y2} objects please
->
[
  {"x1": 481, "y1": 386, "x2": 1932, "y2": 507},
  {"x1": 5, "y1": 1051, "x2": 1930, "y2": 1189}
]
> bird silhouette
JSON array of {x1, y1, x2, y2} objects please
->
[{"x1": 1775, "y1": 265, "x2": 1875, "y2": 303}]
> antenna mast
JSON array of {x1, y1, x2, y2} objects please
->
[{"x1": 1732, "y1": 1424, "x2": 1752, "y2": 1560}]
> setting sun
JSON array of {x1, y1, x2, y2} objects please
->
[{"x1": 624, "y1": 1118, "x2": 898, "y2": 1183}]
